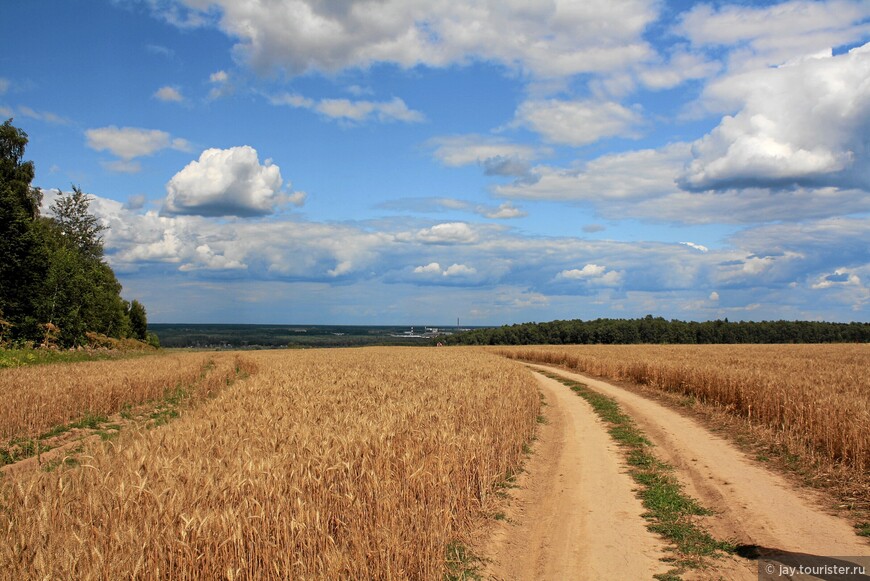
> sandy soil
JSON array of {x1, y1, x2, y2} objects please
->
[
  {"x1": 522, "y1": 364, "x2": 870, "y2": 580},
  {"x1": 482, "y1": 372, "x2": 670, "y2": 580}
]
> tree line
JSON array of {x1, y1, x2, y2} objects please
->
[
  {"x1": 442, "y1": 315, "x2": 870, "y2": 345},
  {"x1": 0, "y1": 119, "x2": 155, "y2": 348}
]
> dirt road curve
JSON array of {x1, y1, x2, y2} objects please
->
[{"x1": 482, "y1": 366, "x2": 870, "y2": 580}]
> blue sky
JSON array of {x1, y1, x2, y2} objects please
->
[{"x1": 2, "y1": 0, "x2": 868, "y2": 325}]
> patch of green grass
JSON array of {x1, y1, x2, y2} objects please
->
[
  {"x1": 856, "y1": 522, "x2": 870, "y2": 537},
  {"x1": 0, "y1": 347, "x2": 155, "y2": 369},
  {"x1": 540, "y1": 370, "x2": 733, "y2": 579},
  {"x1": 444, "y1": 541, "x2": 482, "y2": 581},
  {"x1": 41, "y1": 445, "x2": 84, "y2": 472},
  {"x1": 69, "y1": 412, "x2": 110, "y2": 431}
]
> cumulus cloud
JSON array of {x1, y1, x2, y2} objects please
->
[
  {"x1": 429, "y1": 135, "x2": 545, "y2": 176},
  {"x1": 483, "y1": 202, "x2": 526, "y2": 219},
  {"x1": 497, "y1": 143, "x2": 689, "y2": 202},
  {"x1": 179, "y1": 244, "x2": 247, "y2": 271},
  {"x1": 165, "y1": 0, "x2": 657, "y2": 78},
  {"x1": 515, "y1": 99, "x2": 644, "y2": 146},
  {"x1": 811, "y1": 268, "x2": 861, "y2": 290},
  {"x1": 39, "y1": 187, "x2": 870, "y2": 320},
  {"x1": 637, "y1": 48, "x2": 721, "y2": 90},
  {"x1": 163, "y1": 146, "x2": 303, "y2": 217},
  {"x1": 210, "y1": 70, "x2": 229, "y2": 83},
  {"x1": 680, "y1": 242, "x2": 709, "y2": 253},
  {"x1": 207, "y1": 69, "x2": 233, "y2": 100},
  {"x1": 682, "y1": 43, "x2": 870, "y2": 191},
  {"x1": 86, "y1": 126, "x2": 191, "y2": 160},
  {"x1": 413, "y1": 262, "x2": 442, "y2": 275},
  {"x1": 269, "y1": 92, "x2": 424, "y2": 124},
  {"x1": 154, "y1": 86, "x2": 184, "y2": 102},
  {"x1": 677, "y1": 0, "x2": 870, "y2": 72},
  {"x1": 557, "y1": 264, "x2": 623, "y2": 286},
  {"x1": 413, "y1": 262, "x2": 477, "y2": 277},
  {"x1": 411, "y1": 222, "x2": 479, "y2": 245}
]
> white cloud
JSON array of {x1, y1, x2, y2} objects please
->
[
  {"x1": 811, "y1": 268, "x2": 861, "y2": 290},
  {"x1": 559, "y1": 264, "x2": 606, "y2": 279},
  {"x1": 179, "y1": 244, "x2": 247, "y2": 271},
  {"x1": 515, "y1": 99, "x2": 643, "y2": 146},
  {"x1": 637, "y1": 49, "x2": 721, "y2": 90},
  {"x1": 709, "y1": 291, "x2": 719, "y2": 301},
  {"x1": 413, "y1": 262, "x2": 477, "y2": 277},
  {"x1": 443, "y1": 263, "x2": 477, "y2": 277},
  {"x1": 483, "y1": 202, "x2": 525, "y2": 219},
  {"x1": 163, "y1": 146, "x2": 296, "y2": 217},
  {"x1": 557, "y1": 264, "x2": 623, "y2": 286},
  {"x1": 429, "y1": 135, "x2": 545, "y2": 176},
  {"x1": 379, "y1": 197, "x2": 527, "y2": 220},
  {"x1": 677, "y1": 0, "x2": 870, "y2": 72},
  {"x1": 413, "y1": 262, "x2": 442, "y2": 274},
  {"x1": 38, "y1": 188, "x2": 870, "y2": 319},
  {"x1": 412, "y1": 222, "x2": 478, "y2": 244},
  {"x1": 165, "y1": 0, "x2": 657, "y2": 78},
  {"x1": 682, "y1": 43, "x2": 870, "y2": 191},
  {"x1": 154, "y1": 86, "x2": 184, "y2": 102},
  {"x1": 270, "y1": 92, "x2": 424, "y2": 124},
  {"x1": 497, "y1": 143, "x2": 688, "y2": 202},
  {"x1": 15, "y1": 105, "x2": 71, "y2": 125},
  {"x1": 207, "y1": 69, "x2": 233, "y2": 99},
  {"x1": 85, "y1": 126, "x2": 191, "y2": 160},
  {"x1": 680, "y1": 242, "x2": 709, "y2": 253}
]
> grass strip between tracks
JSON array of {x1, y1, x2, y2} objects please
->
[{"x1": 538, "y1": 369, "x2": 734, "y2": 580}]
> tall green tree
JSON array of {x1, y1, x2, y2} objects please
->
[
  {"x1": 0, "y1": 119, "x2": 151, "y2": 347},
  {"x1": 40, "y1": 189, "x2": 131, "y2": 345},
  {"x1": 128, "y1": 299, "x2": 148, "y2": 341},
  {"x1": 50, "y1": 185, "x2": 106, "y2": 260},
  {"x1": 0, "y1": 119, "x2": 48, "y2": 340}
]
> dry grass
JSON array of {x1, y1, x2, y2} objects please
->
[
  {"x1": 495, "y1": 344, "x2": 870, "y2": 477},
  {"x1": 0, "y1": 352, "x2": 255, "y2": 442},
  {"x1": 0, "y1": 347, "x2": 539, "y2": 579}
]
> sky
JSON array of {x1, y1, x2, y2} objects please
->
[{"x1": 1, "y1": 0, "x2": 868, "y2": 325}]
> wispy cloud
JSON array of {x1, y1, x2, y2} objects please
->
[{"x1": 269, "y1": 92, "x2": 424, "y2": 124}]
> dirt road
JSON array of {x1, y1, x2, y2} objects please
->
[
  {"x1": 482, "y1": 366, "x2": 870, "y2": 580},
  {"x1": 482, "y1": 372, "x2": 670, "y2": 580}
]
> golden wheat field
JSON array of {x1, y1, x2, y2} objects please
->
[
  {"x1": 0, "y1": 352, "x2": 254, "y2": 442},
  {"x1": 0, "y1": 347, "x2": 540, "y2": 579},
  {"x1": 495, "y1": 344, "x2": 870, "y2": 474}
]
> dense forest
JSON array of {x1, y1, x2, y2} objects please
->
[
  {"x1": 442, "y1": 316, "x2": 870, "y2": 345},
  {"x1": 0, "y1": 119, "x2": 154, "y2": 348}
]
